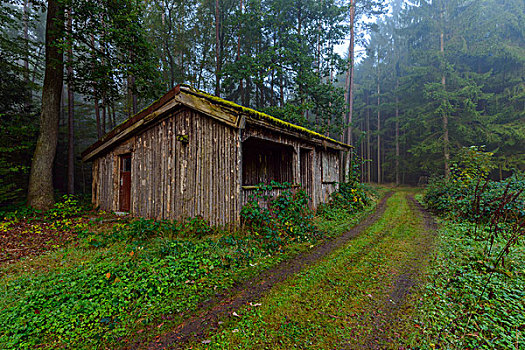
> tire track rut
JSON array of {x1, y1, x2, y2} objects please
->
[{"x1": 137, "y1": 192, "x2": 393, "y2": 350}]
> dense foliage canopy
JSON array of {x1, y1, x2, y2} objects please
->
[
  {"x1": 0, "y1": 0, "x2": 523, "y2": 205},
  {"x1": 351, "y1": 0, "x2": 524, "y2": 184}
]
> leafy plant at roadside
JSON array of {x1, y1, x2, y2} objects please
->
[
  {"x1": 1, "y1": 195, "x2": 88, "y2": 223},
  {"x1": 421, "y1": 147, "x2": 525, "y2": 347},
  {"x1": 45, "y1": 195, "x2": 85, "y2": 220},
  {"x1": 0, "y1": 206, "x2": 40, "y2": 222},
  {"x1": 424, "y1": 147, "x2": 524, "y2": 222},
  {"x1": 173, "y1": 216, "x2": 214, "y2": 238},
  {"x1": 241, "y1": 182, "x2": 322, "y2": 252},
  {"x1": 318, "y1": 181, "x2": 374, "y2": 220},
  {"x1": 87, "y1": 215, "x2": 217, "y2": 248},
  {"x1": 425, "y1": 152, "x2": 524, "y2": 276}
]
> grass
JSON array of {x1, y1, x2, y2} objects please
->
[
  {"x1": 188, "y1": 191, "x2": 433, "y2": 349},
  {"x1": 410, "y1": 220, "x2": 525, "y2": 349},
  {"x1": 0, "y1": 234, "x2": 301, "y2": 349},
  {"x1": 0, "y1": 191, "x2": 379, "y2": 349}
]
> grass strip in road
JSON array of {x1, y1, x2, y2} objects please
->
[{"x1": 190, "y1": 191, "x2": 433, "y2": 349}]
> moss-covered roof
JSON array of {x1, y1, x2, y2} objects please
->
[
  {"x1": 179, "y1": 84, "x2": 351, "y2": 149},
  {"x1": 82, "y1": 84, "x2": 350, "y2": 161}
]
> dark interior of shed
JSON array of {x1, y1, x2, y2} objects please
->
[{"x1": 242, "y1": 138, "x2": 294, "y2": 186}]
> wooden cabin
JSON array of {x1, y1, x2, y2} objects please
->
[{"x1": 82, "y1": 85, "x2": 351, "y2": 225}]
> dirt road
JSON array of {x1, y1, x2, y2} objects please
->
[{"x1": 143, "y1": 190, "x2": 436, "y2": 349}]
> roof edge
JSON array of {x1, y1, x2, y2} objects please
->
[
  {"x1": 82, "y1": 84, "x2": 351, "y2": 161},
  {"x1": 179, "y1": 85, "x2": 352, "y2": 149},
  {"x1": 81, "y1": 85, "x2": 181, "y2": 161}
]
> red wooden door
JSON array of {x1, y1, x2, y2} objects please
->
[{"x1": 119, "y1": 154, "x2": 131, "y2": 212}]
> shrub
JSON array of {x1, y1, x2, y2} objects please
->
[
  {"x1": 178, "y1": 216, "x2": 214, "y2": 238},
  {"x1": 240, "y1": 183, "x2": 321, "y2": 251},
  {"x1": 424, "y1": 147, "x2": 524, "y2": 222},
  {"x1": 318, "y1": 181, "x2": 373, "y2": 219},
  {"x1": 0, "y1": 205, "x2": 40, "y2": 221},
  {"x1": 424, "y1": 149, "x2": 524, "y2": 281},
  {"x1": 424, "y1": 172, "x2": 525, "y2": 222},
  {"x1": 44, "y1": 195, "x2": 85, "y2": 220}
]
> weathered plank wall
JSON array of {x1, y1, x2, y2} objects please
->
[
  {"x1": 313, "y1": 148, "x2": 340, "y2": 206},
  {"x1": 132, "y1": 109, "x2": 240, "y2": 225},
  {"x1": 93, "y1": 108, "x2": 240, "y2": 225},
  {"x1": 92, "y1": 155, "x2": 114, "y2": 210}
]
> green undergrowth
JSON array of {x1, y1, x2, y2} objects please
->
[
  {"x1": 417, "y1": 148, "x2": 525, "y2": 348},
  {"x1": 0, "y1": 184, "x2": 376, "y2": 349},
  {"x1": 411, "y1": 220, "x2": 525, "y2": 349},
  {"x1": 317, "y1": 181, "x2": 376, "y2": 222},
  {"x1": 189, "y1": 191, "x2": 431, "y2": 349},
  {"x1": 424, "y1": 148, "x2": 524, "y2": 222}
]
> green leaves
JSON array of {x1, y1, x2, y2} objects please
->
[
  {"x1": 241, "y1": 184, "x2": 321, "y2": 252},
  {"x1": 413, "y1": 220, "x2": 525, "y2": 348},
  {"x1": 318, "y1": 181, "x2": 374, "y2": 220},
  {"x1": 0, "y1": 191, "x2": 332, "y2": 349}
]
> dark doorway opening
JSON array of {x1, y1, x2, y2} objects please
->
[
  {"x1": 242, "y1": 138, "x2": 294, "y2": 186},
  {"x1": 119, "y1": 154, "x2": 131, "y2": 212}
]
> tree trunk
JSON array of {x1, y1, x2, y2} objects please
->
[
  {"x1": 395, "y1": 81, "x2": 400, "y2": 186},
  {"x1": 359, "y1": 121, "x2": 365, "y2": 182},
  {"x1": 95, "y1": 98, "x2": 102, "y2": 139},
  {"x1": 91, "y1": 34, "x2": 103, "y2": 139},
  {"x1": 102, "y1": 97, "x2": 106, "y2": 134},
  {"x1": 127, "y1": 73, "x2": 137, "y2": 116},
  {"x1": 316, "y1": 0, "x2": 323, "y2": 75},
  {"x1": 23, "y1": 0, "x2": 31, "y2": 107},
  {"x1": 343, "y1": 0, "x2": 356, "y2": 178},
  {"x1": 440, "y1": 7, "x2": 450, "y2": 178},
  {"x1": 280, "y1": 74, "x2": 284, "y2": 107},
  {"x1": 215, "y1": 0, "x2": 221, "y2": 96},
  {"x1": 366, "y1": 91, "x2": 371, "y2": 183},
  {"x1": 237, "y1": 0, "x2": 243, "y2": 102},
  {"x1": 27, "y1": 0, "x2": 64, "y2": 210},
  {"x1": 377, "y1": 52, "x2": 381, "y2": 184},
  {"x1": 111, "y1": 102, "x2": 117, "y2": 129},
  {"x1": 66, "y1": 8, "x2": 74, "y2": 194}
]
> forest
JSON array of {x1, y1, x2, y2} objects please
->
[
  {"x1": 0, "y1": 1, "x2": 524, "y2": 349},
  {"x1": 1, "y1": 0, "x2": 523, "y2": 208}
]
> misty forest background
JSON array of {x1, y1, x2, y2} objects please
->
[{"x1": 1, "y1": 0, "x2": 524, "y2": 208}]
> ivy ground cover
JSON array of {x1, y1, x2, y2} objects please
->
[
  {"x1": 412, "y1": 220, "x2": 525, "y2": 349},
  {"x1": 0, "y1": 186, "x2": 377, "y2": 349}
]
